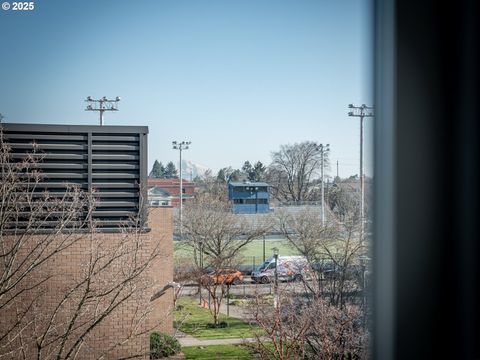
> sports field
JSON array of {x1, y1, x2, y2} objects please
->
[{"x1": 174, "y1": 238, "x2": 299, "y2": 265}]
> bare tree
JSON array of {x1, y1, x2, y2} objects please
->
[
  {"x1": 193, "y1": 170, "x2": 229, "y2": 202},
  {"x1": 29, "y1": 223, "x2": 162, "y2": 360},
  {"x1": 0, "y1": 128, "x2": 165, "y2": 359},
  {"x1": 173, "y1": 255, "x2": 197, "y2": 308},
  {"x1": 253, "y1": 206, "x2": 370, "y2": 358},
  {"x1": 276, "y1": 208, "x2": 335, "y2": 294},
  {"x1": 268, "y1": 141, "x2": 327, "y2": 203},
  {"x1": 304, "y1": 298, "x2": 369, "y2": 359},
  {"x1": 248, "y1": 285, "x2": 311, "y2": 360},
  {"x1": 248, "y1": 285, "x2": 369, "y2": 360},
  {"x1": 181, "y1": 194, "x2": 271, "y2": 325}
]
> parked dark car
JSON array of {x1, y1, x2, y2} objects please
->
[{"x1": 312, "y1": 262, "x2": 367, "y2": 281}]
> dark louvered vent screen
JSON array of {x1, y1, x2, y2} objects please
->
[{"x1": 2, "y1": 123, "x2": 148, "y2": 232}]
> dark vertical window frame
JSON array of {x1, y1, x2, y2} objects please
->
[
  {"x1": 373, "y1": 0, "x2": 480, "y2": 358},
  {"x1": 457, "y1": 1, "x2": 479, "y2": 358},
  {"x1": 373, "y1": 0, "x2": 395, "y2": 359}
]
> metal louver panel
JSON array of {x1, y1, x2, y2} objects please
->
[{"x1": 2, "y1": 123, "x2": 148, "y2": 232}]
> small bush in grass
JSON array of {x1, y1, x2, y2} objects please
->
[
  {"x1": 150, "y1": 332, "x2": 181, "y2": 359},
  {"x1": 206, "y1": 321, "x2": 228, "y2": 329}
]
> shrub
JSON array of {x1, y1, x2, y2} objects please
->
[
  {"x1": 206, "y1": 321, "x2": 228, "y2": 329},
  {"x1": 150, "y1": 332, "x2": 181, "y2": 359}
]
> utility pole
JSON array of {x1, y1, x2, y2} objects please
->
[
  {"x1": 348, "y1": 104, "x2": 374, "y2": 238},
  {"x1": 272, "y1": 247, "x2": 279, "y2": 310},
  {"x1": 172, "y1": 141, "x2": 191, "y2": 238},
  {"x1": 317, "y1": 143, "x2": 330, "y2": 226},
  {"x1": 85, "y1": 96, "x2": 120, "y2": 125},
  {"x1": 336, "y1": 160, "x2": 339, "y2": 179}
]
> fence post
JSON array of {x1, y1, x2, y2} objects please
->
[{"x1": 227, "y1": 285, "x2": 230, "y2": 317}]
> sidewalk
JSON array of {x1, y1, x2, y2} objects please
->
[{"x1": 176, "y1": 331, "x2": 259, "y2": 347}]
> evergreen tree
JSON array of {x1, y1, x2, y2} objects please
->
[
  {"x1": 149, "y1": 160, "x2": 165, "y2": 178},
  {"x1": 217, "y1": 167, "x2": 242, "y2": 183},
  {"x1": 252, "y1": 161, "x2": 266, "y2": 181},
  {"x1": 242, "y1": 161, "x2": 253, "y2": 176},
  {"x1": 230, "y1": 169, "x2": 242, "y2": 182},
  {"x1": 217, "y1": 168, "x2": 228, "y2": 183},
  {"x1": 242, "y1": 160, "x2": 266, "y2": 181},
  {"x1": 164, "y1": 161, "x2": 178, "y2": 179}
]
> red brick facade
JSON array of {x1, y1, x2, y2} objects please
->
[
  {"x1": 148, "y1": 178, "x2": 195, "y2": 207},
  {"x1": 0, "y1": 208, "x2": 174, "y2": 359}
]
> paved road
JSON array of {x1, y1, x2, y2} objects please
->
[
  {"x1": 178, "y1": 277, "x2": 307, "y2": 297},
  {"x1": 178, "y1": 276, "x2": 363, "y2": 298}
]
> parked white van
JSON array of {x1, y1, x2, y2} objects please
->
[{"x1": 251, "y1": 256, "x2": 310, "y2": 283}]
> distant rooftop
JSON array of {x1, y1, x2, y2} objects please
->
[
  {"x1": 229, "y1": 181, "x2": 270, "y2": 187},
  {"x1": 147, "y1": 178, "x2": 195, "y2": 185},
  {"x1": 147, "y1": 187, "x2": 172, "y2": 197}
]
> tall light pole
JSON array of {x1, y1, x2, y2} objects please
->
[
  {"x1": 172, "y1": 140, "x2": 191, "y2": 238},
  {"x1": 85, "y1": 96, "x2": 120, "y2": 125},
  {"x1": 348, "y1": 104, "x2": 374, "y2": 238},
  {"x1": 317, "y1": 143, "x2": 330, "y2": 226},
  {"x1": 272, "y1": 247, "x2": 279, "y2": 310}
]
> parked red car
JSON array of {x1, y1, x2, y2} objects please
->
[{"x1": 200, "y1": 269, "x2": 244, "y2": 285}]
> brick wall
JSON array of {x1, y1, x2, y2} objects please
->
[
  {"x1": 0, "y1": 207, "x2": 174, "y2": 359},
  {"x1": 147, "y1": 179, "x2": 196, "y2": 207}
]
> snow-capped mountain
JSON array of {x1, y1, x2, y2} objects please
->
[{"x1": 179, "y1": 160, "x2": 210, "y2": 180}]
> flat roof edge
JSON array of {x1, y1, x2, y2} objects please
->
[{"x1": 1, "y1": 123, "x2": 149, "y2": 134}]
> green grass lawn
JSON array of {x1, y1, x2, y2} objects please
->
[
  {"x1": 174, "y1": 298, "x2": 260, "y2": 340},
  {"x1": 174, "y1": 238, "x2": 298, "y2": 265},
  {"x1": 182, "y1": 344, "x2": 253, "y2": 360}
]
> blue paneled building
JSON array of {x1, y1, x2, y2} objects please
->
[{"x1": 228, "y1": 181, "x2": 270, "y2": 214}]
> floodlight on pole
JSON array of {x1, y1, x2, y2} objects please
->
[
  {"x1": 84, "y1": 96, "x2": 121, "y2": 126},
  {"x1": 317, "y1": 143, "x2": 330, "y2": 226},
  {"x1": 348, "y1": 104, "x2": 374, "y2": 239},
  {"x1": 172, "y1": 140, "x2": 191, "y2": 238}
]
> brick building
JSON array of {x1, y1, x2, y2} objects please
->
[
  {"x1": 148, "y1": 178, "x2": 195, "y2": 207},
  {"x1": 0, "y1": 208, "x2": 174, "y2": 359},
  {"x1": 0, "y1": 124, "x2": 174, "y2": 359}
]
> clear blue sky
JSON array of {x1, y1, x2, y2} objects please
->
[{"x1": 0, "y1": 0, "x2": 373, "y2": 178}]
